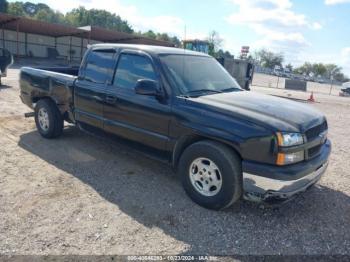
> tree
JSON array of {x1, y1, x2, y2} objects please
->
[
  {"x1": 156, "y1": 33, "x2": 170, "y2": 42},
  {"x1": 65, "y1": 7, "x2": 133, "y2": 33},
  {"x1": 294, "y1": 62, "x2": 313, "y2": 76},
  {"x1": 333, "y1": 72, "x2": 348, "y2": 82},
  {"x1": 324, "y1": 64, "x2": 341, "y2": 79},
  {"x1": 285, "y1": 63, "x2": 293, "y2": 72},
  {"x1": 35, "y1": 9, "x2": 65, "y2": 24},
  {"x1": 255, "y1": 49, "x2": 284, "y2": 69},
  {"x1": 0, "y1": 0, "x2": 8, "y2": 13},
  {"x1": 312, "y1": 63, "x2": 327, "y2": 77},
  {"x1": 7, "y1": 2, "x2": 25, "y2": 16},
  {"x1": 169, "y1": 36, "x2": 181, "y2": 47},
  {"x1": 142, "y1": 30, "x2": 157, "y2": 39},
  {"x1": 23, "y1": 2, "x2": 39, "y2": 15},
  {"x1": 293, "y1": 62, "x2": 349, "y2": 81},
  {"x1": 224, "y1": 50, "x2": 234, "y2": 58},
  {"x1": 215, "y1": 49, "x2": 234, "y2": 59},
  {"x1": 207, "y1": 30, "x2": 222, "y2": 56}
]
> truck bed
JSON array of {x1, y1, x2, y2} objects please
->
[{"x1": 19, "y1": 66, "x2": 77, "y2": 118}]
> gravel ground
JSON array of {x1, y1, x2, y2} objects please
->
[{"x1": 0, "y1": 69, "x2": 349, "y2": 255}]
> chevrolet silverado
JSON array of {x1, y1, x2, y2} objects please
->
[{"x1": 19, "y1": 44, "x2": 331, "y2": 210}]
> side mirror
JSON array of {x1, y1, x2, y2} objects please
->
[{"x1": 135, "y1": 79, "x2": 160, "y2": 96}]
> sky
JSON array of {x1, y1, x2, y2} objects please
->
[{"x1": 9, "y1": 0, "x2": 350, "y2": 75}]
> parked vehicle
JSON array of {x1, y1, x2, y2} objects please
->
[
  {"x1": 0, "y1": 48, "x2": 13, "y2": 85},
  {"x1": 20, "y1": 44, "x2": 331, "y2": 210},
  {"x1": 273, "y1": 65, "x2": 283, "y2": 77},
  {"x1": 340, "y1": 86, "x2": 350, "y2": 97},
  {"x1": 282, "y1": 68, "x2": 292, "y2": 79},
  {"x1": 342, "y1": 82, "x2": 350, "y2": 89}
]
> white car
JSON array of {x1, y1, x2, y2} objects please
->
[
  {"x1": 342, "y1": 82, "x2": 350, "y2": 88},
  {"x1": 340, "y1": 82, "x2": 350, "y2": 97}
]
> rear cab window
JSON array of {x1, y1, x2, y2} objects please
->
[{"x1": 83, "y1": 49, "x2": 116, "y2": 84}]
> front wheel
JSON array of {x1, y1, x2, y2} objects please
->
[
  {"x1": 178, "y1": 140, "x2": 242, "y2": 210},
  {"x1": 34, "y1": 99, "x2": 63, "y2": 139}
]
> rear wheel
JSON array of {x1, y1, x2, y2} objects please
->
[
  {"x1": 34, "y1": 99, "x2": 63, "y2": 139},
  {"x1": 178, "y1": 140, "x2": 242, "y2": 210}
]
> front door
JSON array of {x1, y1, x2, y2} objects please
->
[{"x1": 103, "y1": 51, "x2": 171, "y2": 151}]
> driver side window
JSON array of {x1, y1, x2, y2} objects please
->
[{"x1": 113, "y1": 53, "x2": 157, "y2": 89}]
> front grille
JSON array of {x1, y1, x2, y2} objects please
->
[
  {"x1": 308, "y1": 144, "x2": 322, "y2": 158},
  {"x1": 305, "y1": 121, "x2": 328, "y2": 140},
  {"x1": 305, "y1": 121, "x2": 328, "y2": 159}
]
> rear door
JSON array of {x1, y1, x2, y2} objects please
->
[
  {"x1": 103, "y1": 51, "x2": 171, "y2": 151},
  {"x1": 74, "y1": 49, "x2": 116, "y2": 129}
]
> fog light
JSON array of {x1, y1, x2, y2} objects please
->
[{"x1": 277, "y1": 151, "x2": 304, "y2": 165}]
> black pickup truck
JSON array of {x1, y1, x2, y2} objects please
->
[{"x1": 20, "y1": 44, "x2": 331, "y2": 210}]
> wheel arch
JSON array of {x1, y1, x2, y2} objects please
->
[
  {"x1": 172, "y1": 134, "x2": 242, "y2": 170},
  {"x1": 32, "y1": 96, "x2": 68, "y2": 116},
  {"x1": 32, "y1": 95, "x2": 57, "y2": 105}
]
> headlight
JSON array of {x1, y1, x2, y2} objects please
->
[
  {"x1": 276, "y1": 132, "x2": 304, "y2": 147},
  {"x1": 276, "y1": 132, "x2": 305, "y2": 165}
]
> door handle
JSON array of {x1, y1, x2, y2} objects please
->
[
  {"x1": 92, "y1": 95, "x2": 103, "y2": 103},
  {"x1": 106, "y1": 95, "x2": 117, "y2": 104}
]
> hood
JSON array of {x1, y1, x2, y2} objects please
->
[{"x1": 189, "y1": 91, "x2": 325, "y2": 132}]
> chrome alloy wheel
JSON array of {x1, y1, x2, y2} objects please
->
[
  {"x1": 38, "y1": 107, "x2": 49, "y2": 131},
  {"x1": 189, "y1": 157, "x2": 223, "y2": 197}
]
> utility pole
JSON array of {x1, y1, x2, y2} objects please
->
[{"x1": 329, "y1": 68, "x2": 337, "y2": 95}]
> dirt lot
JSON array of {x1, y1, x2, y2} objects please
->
[{"x1": 0, "y1": 69, "x2": 350, "y2": 255}]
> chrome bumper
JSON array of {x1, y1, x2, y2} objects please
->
[{"x1": 243, "y1": 162, "x2": 328, "y2": 202}]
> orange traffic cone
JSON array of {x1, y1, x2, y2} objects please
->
[{"x1": 308, "y1": 92, "x2": 315, "y2": 102}]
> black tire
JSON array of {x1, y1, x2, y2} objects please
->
[
  {"x1": 34, "y1": 99, "x2": 63, "y2": 139},
  {"x1": 178, "y1": 140, "x2": 242, "y2": 210}
]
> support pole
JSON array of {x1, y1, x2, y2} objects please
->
[
  {"x1": 69, "y1": 35, "x2": 72, "y2": 63},
  {"x1": 329, "y1": 78, "x2": 334, "y2": 95},
  {"x1": 2, "y1": 26, "x2": 4, "y2": 49},
  {"x1": 24, "y1": 33, "x2": 27, "y2": 56},
  {"x1": 16, "y1": 20, "x2": 19, "y2": 58},
  {"x1": 80, "y1": 37, "x2": 83, "y2": 61}
]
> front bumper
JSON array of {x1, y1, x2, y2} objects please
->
[{"x1": 242, "y1": 140, "x2": 331, "y2": 203}]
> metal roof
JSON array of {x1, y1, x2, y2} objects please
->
[
  {"x1": 0, "y1": 13, "x2": 174, "y2": 47},
  {"x1": 0, "y1": 13, "x2": 83, "y2": 37},
  {"x1": 79, "y1": 26, "x2": 174, "y2": 46}
]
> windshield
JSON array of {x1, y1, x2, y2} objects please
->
[{"x1": 160, "y1": 54, "x2": 242, "y2": 96}]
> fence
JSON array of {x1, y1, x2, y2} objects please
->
[
  {"x1": 252, "y1": 72, "x2": 343, "y2": 96},
  {"x1": 0, "y1": 29, "x2": 100, "y2": 62}
]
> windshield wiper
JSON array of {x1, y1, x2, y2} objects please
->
[
  {"x1": 221, "y1": 87, "x2": 242, "y2": 93},
  {"x1": 186, "y1": 89, "x2": 223, "y2": 97}
]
